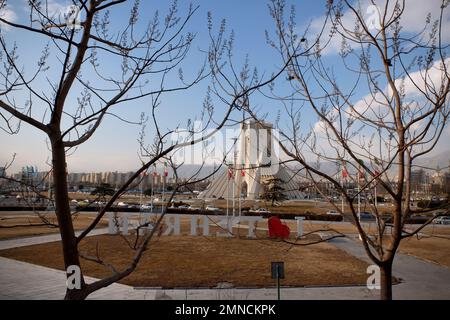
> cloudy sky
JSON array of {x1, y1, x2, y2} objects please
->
[{"x1": 1, "y1": 0, "x2": 449, "y2": 174}]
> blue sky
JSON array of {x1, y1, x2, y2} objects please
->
[{"x1": 1, "y1": 0, "x2": 449, "y2": 173}]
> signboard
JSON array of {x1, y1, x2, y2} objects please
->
[
  {"x1": 271, "y1": 261, "x2": 285, "y2": 279},
  {"x1": 108, "y1": 213, "x2": 305, "y2": 240}
]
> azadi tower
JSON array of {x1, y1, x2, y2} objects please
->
[{"x1": 198, "y1": 120, "x2": 304, "y2": 200}]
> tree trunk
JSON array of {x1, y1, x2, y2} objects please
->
[
  {"x1": 380, "y1": 260, "x2": 393, "y2": 300},
  {"x1": 50, "y1": 135, "x2": 86, "y2": 300}
]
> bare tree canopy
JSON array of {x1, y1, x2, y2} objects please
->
[{"x1": 252, "y1": 0, "x2": 450, "y2": 300}]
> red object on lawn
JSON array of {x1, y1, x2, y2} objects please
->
[{"x1": 268, "y1": 216, "x2": 290, "y2": 239}]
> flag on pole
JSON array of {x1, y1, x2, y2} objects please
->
[
  {"x1": 372, "y1": 169, "x2": 380, "y2": 186},
  {"x1": 164, "y1": 162, "x2": 168, "y2": 177},
  {"x1": 152, "y1": 163, "x2": 157, "y2": 177},
  {"x1": 241, "y1": 161, "x2": 245, "y2": 177},
  {"x1": 358, "y1": 159, "x2": 365, "y2": 179},
  {"x1": 227, "y1": 166, "x2": 233, "y2": 179},
  {"x1": 342, "y1": 166, "x2": 349, "y2": 179}
]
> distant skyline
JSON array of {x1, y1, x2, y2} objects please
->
[{"x1": 1, "y1": 0, "x2": 449, "y2": 173}]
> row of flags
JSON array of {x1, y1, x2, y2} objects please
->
[
  {"x1": 228, "y1": 162, "x2": 246, "y2": 179},
  {"x1": 141, "y1": 162, "x2": 169, "y2": 177},
  {"x1": 140, "y1": 160, "x2": 382, "y2": 182},
  {"x1": 141, "y1": 161, "x2": 249, "y2": 180},
  {"x1": 340, "y1": 159, "x2": 381, "y2": 181}
]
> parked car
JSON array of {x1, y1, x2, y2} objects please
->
[
  {"x1": 358, "y1": 212, "x2": 375, "y2": 220},
  {"x1": 205, "y1": 205, "x2": 220, "y2": 211},
  {"x1": 77, "y1": 200, "x2": 89, "y2": 206},
  {"x1": 140, "y1": 204, "x2": 154, "y2": 210},
  {"x1": 117, "y1": 201, "x2": 128, "y2": 207},
  {"x1": 434, "y1": 216, "x2": 450, "y2": 225},
  {"x1": 326, "y1": 210, "x2": 341, "y2": 216},
  {"x1": 433, "y1": 210, "x2": 446, "y2": 217},
  {"x1": 250, "y1": 207, "x2": 271, "y2": 214},
  {"x1": 178, "y1": 205, "x2": 190, "y2": 209}
]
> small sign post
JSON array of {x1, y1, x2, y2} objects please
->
[{"x1": 271, "y1": 261, "x2": 285, "y2": 300}]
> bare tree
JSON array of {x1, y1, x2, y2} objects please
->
[
  {"x1": 0, "y1": 0, "x2": 283, "y2": 299},
  {"x1": 0, "y1": 0, "x2": 201, "y2": 299},
  {"x1": 257, "y1": 0, "x2": 450, "y2": 299}
]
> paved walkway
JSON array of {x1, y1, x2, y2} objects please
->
[
  {"x1": 0, "y1": 257, "x2": 153, "y2": 300},
  {"x1": 0, "y1": 228, "x2": 108, "y2": 250},
  {"x1": 330, "y1": 236, "x2": 450, "y2": 299}
]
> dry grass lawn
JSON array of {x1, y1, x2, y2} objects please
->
[
  {"x1": 287, "y1": 220, "x2": 450, "y2": 237},
  {"x1": 0, "y1": 234, "x2": 370, "y2": 288},
  {"x1": 398, "y1": 236, "x2": 450, "y2": 269}
]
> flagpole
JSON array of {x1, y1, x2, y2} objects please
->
[
  {"x1": 358, "y1": 177, "x2": 361, "y2": 216},
  {"x1": 227, "y1": 166, "x2": 229, "y2": 219},
  {"x1": 232, "y1": 168, "x2": 235, "y2": 218},
  {"x1": 238, "y1": 174, "x2": 241, "y2": 218},
  {"x1": 341, "y1": 169, "x2": 344, "y2": 214},
  {"x1": 227, "y1": 179, "x2": 229, "y2": 218},
  {"x1": 358, "y1": 163, "x2": 362, "y2": 241},
  {"x1": 162, "y1": 176, "x2": 165, "y2": 214},
  {"x1": 139, "y1": 176, "x2": 143, "y2": 208},
  {"x1": 341, "y1": 163, "x2": 348, "y2": 214},
  {"x1": 151, "y1": 167, "x2": 154, "y2": 215},
  {"x1": 374, "y1": 182, "x2": 377, "y2": 208},
  {"x1": 163, "y1": 162, "x2": 169, "y2": 214},
  {"x1": 239, "y1": 190, "x2": 241, "y2": 218},
  {"x1": 240, "y1": 161, "x2": 245, "y2": 218}
]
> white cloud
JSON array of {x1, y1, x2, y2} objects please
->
[
  {"x1": 44, "y1": 0, "x2": 69, "y2": 18},
  {"x1": 313, "y1": 108, "x2": 340, "y2": 134},
  {"x1": 310, "y1": 57, "x2": 450, "y2": 156},
  {"x1": 21, "y1": 0, "x2": 73, "y2": 22},
  {"x1": 0, "y1": 5, "x2": 17, "y2": 31},
  {"x1": 355, "y1": 57, "x2": 450, "y2": 123},
  {"x1": 307, "y1": 0, "x2": 450, "y2": 56}
]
